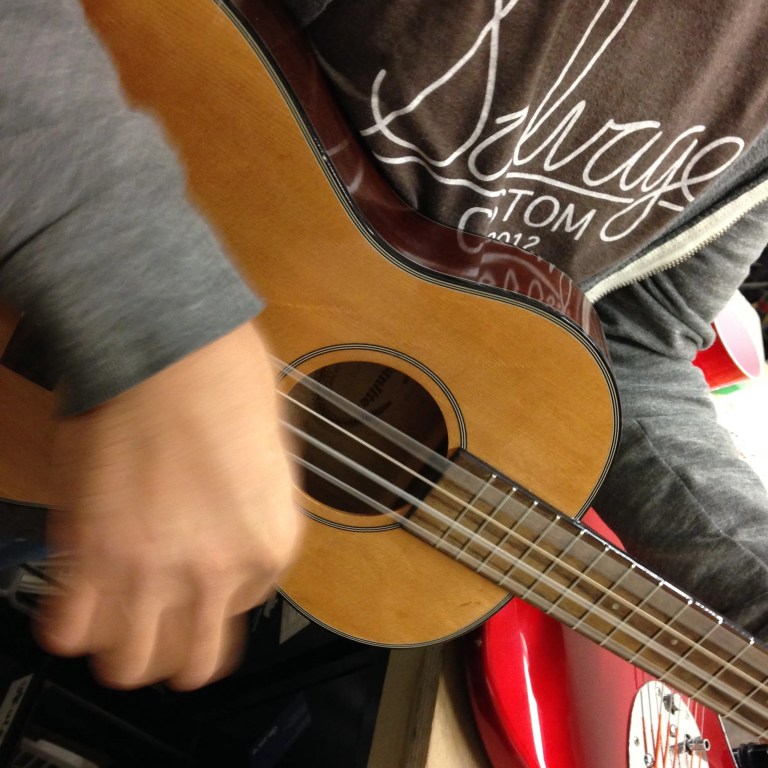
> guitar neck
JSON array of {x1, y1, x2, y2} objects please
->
[{"x1": 412, "y1": 450, "x2": 768, "y2": 740}]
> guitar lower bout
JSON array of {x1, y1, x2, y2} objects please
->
[{"x1": 278, "y1": 343, "x2": 514, "y2": 647}]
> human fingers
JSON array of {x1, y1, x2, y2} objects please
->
[
  {"x1": 35, "y1": 572, "x2": 100, "y2": 658},
  {"x1": 165, "y1": 607, "x2": 249, "y2": 692},
  {"x1": 86, "y1": 591, "x2": 168, "y2": 689},
  {"x1": 161, "y1": 558, "x2": 280, "y2": 690},
  {"x1": 88, "y1": 568, "x2": 261, "y2": 690},
  {"x1": 92, "y1": 597, "x2": 251, "y2": 691}
]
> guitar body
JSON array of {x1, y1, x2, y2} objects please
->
[
  {"x1": 467, "y1": 599, "x2": 735, "y2": 768},
  {"x1": 0, "y1": 0, "x2": 618, "y2": 646}
]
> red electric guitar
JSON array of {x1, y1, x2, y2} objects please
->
[
  {"x1": 1, "y1": 1, "x2": 766, "y2": 763},
  {"x1": 469, "y1": 601, "x2": 735, "y2": 768},
  {"x1": 467, "y1": 512, "x2": 751, "y2": 768}
]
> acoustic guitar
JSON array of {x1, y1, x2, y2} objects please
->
[{"x1": 0, "y1": 0, "x2": 766, "y2": 750}]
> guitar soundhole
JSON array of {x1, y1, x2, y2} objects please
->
[{"x1": 286, "y1": 361, "x2": 448, "y2": 515}]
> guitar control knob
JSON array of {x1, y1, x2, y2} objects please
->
[
  {"x1": 628, "y1": 682, "x2": 710, "y2": 767},
  {"x1": 663, "y1": 693, "x2": 681, "y2": 714},
  {"x1": 683, "y1": 736, "x2": 711, "y2": 754}
]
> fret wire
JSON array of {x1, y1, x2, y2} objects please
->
[
  {"x1": 744, "y1": 701, "x2": 768, "y2": 736},
  {"x1": 482, "y1": 501, "x2": 767, "y2": 714},
  {"x1": 296, "y1": 443, "x2": 768, "y2": 732},
  {"x1": 282, "y1": 378, "x2": 552, "y2": 566},
  {"x1": 500, "y1": 508, "x2": 559, "y2": 580},
  {"x1": 540, "y1": 598, "x2": 615, "y2": 641},
  {"x1": 285, "y1": 379, "x2": 552, "y2": 584},
  {"x1": 286, "y1": 383, "x2": 729, "y2": 666},
  {"x1": 471, "y1": 526, "x2": 739, "y2": 709},
  {"x1": 287, "y1": 400, "x2": 756, "y2": 686},
  {"x1": 282, "y1": 372, "x2": 560, "y2": 586},
  {"x1": 595, "y1": 616, "x2": 627, "y2": 649},
  {"x1": 472, "y1": 488, "x2": 766, "y2": 714},
  {"x1": 287, "y1": 435, "x2": 768, "y2": 726},
  {"x1": 463, "y1": 486, "x2": 517, "y2": 556},
  {"x1": 474, "y1": 497, "x2": 537, "y2": 570},
  {"x1": 626, "y1": 597, "x2": 694, "y2": 660},
  {"x1": 592, "y1": 630, "x2": 752, "y2": 730},
  {"x1": 545, "y1": 537, "x2": 609, "y2": 614},
  {"x1": 706, "y1": 637, "x2": 757, "y2": 689},
  {"x1": 596, "y1": 579, "x2": 676, "y2": 651},
  {"x1": 493, "y1": 511, "x2": 577, "y2": 595},
  {"x1": 632, "y1": 580, "x2": 666, "y2": 611},
  {"x1": 725, "y1": 636, "x2": 757, "y2": 663},
  {"x1": 686, "y1": 632, "x2": 768, "y2": 713},
  {"x1": 451, "y1": 474, "x2": 497, "y2": 550},
  {"x1": 600, "y1": 624, "x2": 768, "y2": 736},
  {"x1": 492, "y1": 561, "x2": 761, "y2": 733},
  {"x1": 571, "y1": 552, "x2": 634, "y2": 632},
  {"x1": 521, "y1": 528, "x2": 587, "y2": 604},
  {"x1": 284, "y1": 382, "x2": 672, "y2": 649},
  {"x1": 666, "y1": 617, "x2": 724, "y2": 668},
  {"x1": 454, "y1": 511, "x2": 768, "y2": 721},
  {"x1": 605, "y1": 579, "x2": 670, "y2": 649},
  {"x1": 686, "y1": 670, "x2": 764, "y2": 725},
  {"x1": 282, "y1": 405, "x2": 512, "y2": 558},
  {"x1": 281, "y1": 367, "x2": 768, "y2": 708}
]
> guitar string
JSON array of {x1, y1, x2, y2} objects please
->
[
  {"x1": 277, "y1": 361, "x2": 762, "y2": 665},
  {"x1": 276, "y1": 367, "x2": 768, "y2": 728},
  {"x1": 277, "y1": 360, "x2": 768, "y2": 716},
  {"x1": 291, "y1": 444, "x2": 768, "y2": 736},
  {"x1": 646, "y1": 684, "x2": 711, "y2": 768},
  {"x1": 282, "y1": 426, "x2": 768, "y2": 728},
  {"x1": 286, "y1": 425, "x2": 768, "y2": 737},
  {"x1": 11, "y1": 394, "x2": 766, "y2": 734},
  {"x1": 8, "y1": 361, "x2": 765, "y2": 732},
  {"x1": 642, "y1": 682, "x2": 677, "y2": 768},
  {"x1": 13, "y1": 439, "x2": 766, "y2": 737},
  {"x1": 293, "y1": 461, "x2": 767, "y2": 745}
]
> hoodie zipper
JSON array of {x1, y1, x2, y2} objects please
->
[{"x1": 586, "y1": 176, "x2": 768, "y2": 303}]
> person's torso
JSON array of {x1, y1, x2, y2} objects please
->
[{"x1": 297, "y1": 0, "x2": 768, "y2": 286}]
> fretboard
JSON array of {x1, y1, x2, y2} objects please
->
[{"x1": 412, "y1": 450, "x2": 768, "y2": 739}]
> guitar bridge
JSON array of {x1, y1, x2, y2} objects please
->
[{"x1": 628, "y1": 681, "x2": 710, "y2": 767}]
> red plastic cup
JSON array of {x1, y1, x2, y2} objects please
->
[{"x1": 693, "y1": 291, "x2": 765, "y2": 390}]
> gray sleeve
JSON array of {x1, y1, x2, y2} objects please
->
[
  {"x1": 0, "y1": 1, "x2": 262, "y2": 414},
  {"x1": 592, "y1": 199, "x2": 768, "y2": 639}
]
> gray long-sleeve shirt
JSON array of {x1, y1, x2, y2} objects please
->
[{"x1": 1, "y1": 0, "x2": 261, "y2": 413}]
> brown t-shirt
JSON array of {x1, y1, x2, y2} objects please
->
[{"x1": 302, "y1": 0, "x2": 768, "y2": 286}]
